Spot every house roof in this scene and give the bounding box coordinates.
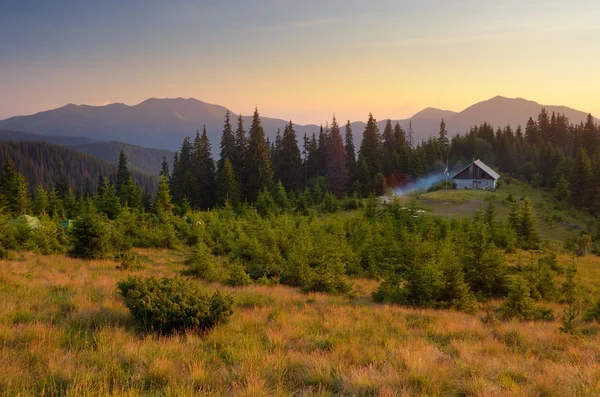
[451,159,500,180]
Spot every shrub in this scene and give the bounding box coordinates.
[69,204,112,259]
[320,192,339,213]
[184,242,227,282]
[499,277,554,321]
[117,276,234,334]
[225,262,253,287]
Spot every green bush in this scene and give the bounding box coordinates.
[225,262,253,287]
[499,277,554,321]
[117,276,234,334]
[69,204,112,259]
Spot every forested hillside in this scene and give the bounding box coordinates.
[0,141,157,195]
[0,130,174,175]
[71,141,174,175]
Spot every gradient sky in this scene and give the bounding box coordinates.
[1,0,599,124]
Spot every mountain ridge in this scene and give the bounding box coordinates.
[0,96,597,152]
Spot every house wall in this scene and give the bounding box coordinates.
[454,179,496,190]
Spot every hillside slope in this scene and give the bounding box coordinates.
[0,141,158,195]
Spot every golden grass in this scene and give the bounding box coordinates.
[1,251,600,395]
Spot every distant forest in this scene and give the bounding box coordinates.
[0,141,158,196]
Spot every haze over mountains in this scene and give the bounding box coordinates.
[0,96,596,153]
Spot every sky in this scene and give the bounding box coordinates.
[1,0,600,124]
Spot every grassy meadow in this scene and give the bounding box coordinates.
[1,249,600,396]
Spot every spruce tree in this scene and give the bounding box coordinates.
[358,113,382,178]
[560,262,581,334]
[232,114,247,193]
[33,184,49,215]
[160,156,170,178]
[218,110,236,173]
[518,198,539,249]
[326,116,349,197]
[344,121,356,184]
[216,157,240,207]
[53,163,69,199]
[279,121,303,193]
[116,149,131,196]
[193,126,217,209]
[438,119,449,158]
[554,174,571,205]
[154,175,174,217]
[245,109,274,202]
[47,187,64,219]
[13,174,32,215]
[572,148,593,208]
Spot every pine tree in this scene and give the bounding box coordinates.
[273,180,290,212]
[554,174,571,205]
[344,121,356,184]
[116,149,131,196]
[572,148,593,208]
[245,109,274,202]
[560,262,581,334]
[47,187,64,219]
[171,137,194,204]
[160,156,170,178]
[232,114,247,192]
[279,121,303,192]
[153,175,173,217]
[518,198,539,249]
[13,174,32,215]
[438,119,449,157]
[218,110,236,173]
[193,126,217,209]
[326,116,349,196]
[95,178,121,220]
[316,125,328,177]
[121,176,141,209]
[216,157,241,207]
[63,187,78,218]
[358,113,382,178]
[381,119,396,176]
[33,184,49,215]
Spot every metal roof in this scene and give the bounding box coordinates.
[451,159,500,180]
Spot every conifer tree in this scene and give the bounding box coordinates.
[160,156,170,178]
[305,133,319,182]
[358,113,382,178]
[33,184,49,215]
[572,148,593,208]
[381,119,396,176]
[216,157,240,207]
[344,121,356,183]
[13,174,32,215]
[279,121,303,192]
[0,160,17,213]
[171,137,194,204]
[121,176,141,209]
[232,114,247,191]
[554,174,571,205]
[153,175,173,217]
[116,149,131,196]
[218,110,236,173]
[560,262,581,334]
[518,198,538,249]
[316,125,328,177]
[95,178,121,220]
[326,116,349,196]
[438,119,449,157]
[193,126,217,209]
[63,187,78,218]
[47,187,64,219]
[245,109,274,201]
[273,180,290,212]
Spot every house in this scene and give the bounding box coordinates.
[451,159,500,190]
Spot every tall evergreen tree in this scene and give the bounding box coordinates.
[216,157,241,207]
[438,119,449,157]
[344,121,356,182]
[33,184,49,215]
[358,113,382,178]
[115,149,131,196]
[279,121,303,192]
[193,126,217,209]
[218,110,236,173]
[572,148,593,209]
[232,114,247,192]
[326,116,349,197]
[53,163,69,199]
[245,109,274,201]
[381,119,396,176]
[160,156,170,178]
[153,175,173,217]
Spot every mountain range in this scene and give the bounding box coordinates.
[0,96,597,155]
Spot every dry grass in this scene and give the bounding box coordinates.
[1,250,600,396]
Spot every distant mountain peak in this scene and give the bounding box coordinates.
[411,107,457,120]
